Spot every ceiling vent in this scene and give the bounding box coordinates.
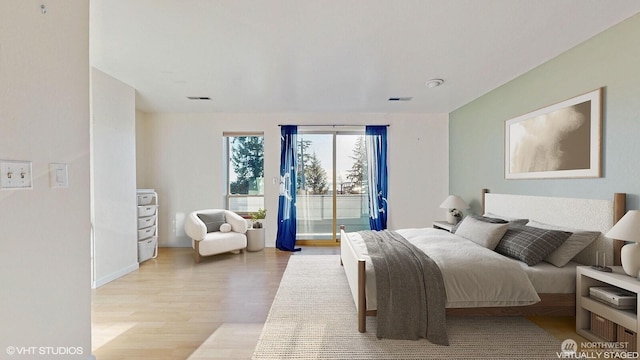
[388,97,412,101]
[187,96,211,100]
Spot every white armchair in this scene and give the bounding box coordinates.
[184,209,248,263]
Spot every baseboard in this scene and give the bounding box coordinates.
[92,262,139,288]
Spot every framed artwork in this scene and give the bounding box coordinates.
[505,88,602,180]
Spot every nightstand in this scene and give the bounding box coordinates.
[576,266,640,352]
[432,221,454,232]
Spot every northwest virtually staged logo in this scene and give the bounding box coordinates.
[558,339,639,359]
[561,339,578,356]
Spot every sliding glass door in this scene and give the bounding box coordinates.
[335,134,369,238]
[296,129,369,243]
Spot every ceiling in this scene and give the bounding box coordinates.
[90,1,640,114]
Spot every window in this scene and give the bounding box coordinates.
[224,133,264,213]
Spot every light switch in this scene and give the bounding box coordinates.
[0,160,33,189]
[49,163,68,188]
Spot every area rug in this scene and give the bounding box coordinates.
[252,255,563,360]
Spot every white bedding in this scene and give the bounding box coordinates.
[347,227,544,310]
[518,260,578,294]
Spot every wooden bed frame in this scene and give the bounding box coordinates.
[340,190,627,333]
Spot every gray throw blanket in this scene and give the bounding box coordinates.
[359,230,449,345]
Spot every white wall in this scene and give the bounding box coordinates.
[91,68,139,287]
[136,113,449,248]
[0,1,92,359]
[135,111,152,187]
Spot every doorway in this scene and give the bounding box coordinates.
[295,128,369,244]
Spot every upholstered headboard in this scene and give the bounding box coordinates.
[482,190,626,266]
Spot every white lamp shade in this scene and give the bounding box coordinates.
[605,210,640,242]
[439,195,469,210]
[606,210,640,276]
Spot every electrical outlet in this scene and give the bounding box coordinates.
[0,160,33,189]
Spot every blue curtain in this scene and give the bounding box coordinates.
[366,126,388,231]
[276,126,301,251]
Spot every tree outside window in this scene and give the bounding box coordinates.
[345,136,367,194]
[227,135,264,213]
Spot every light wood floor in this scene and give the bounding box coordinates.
[92,246,584,360]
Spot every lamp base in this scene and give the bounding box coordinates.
[446,213,458,225]
[621,243,640,276]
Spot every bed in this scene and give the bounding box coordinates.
[340,190,627,334]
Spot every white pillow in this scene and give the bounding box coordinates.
[454,216,509,250]
[527,220,600,267]
[219,223,232,233]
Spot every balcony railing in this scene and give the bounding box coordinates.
[229,194,371,240]
[296,194,369,240]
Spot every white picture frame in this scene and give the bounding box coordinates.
[505,88,602,180]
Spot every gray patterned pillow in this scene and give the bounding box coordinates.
[527,220,600,267]
[197,211,226,233]
[495,224,572,266]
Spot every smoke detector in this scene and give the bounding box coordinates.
[425,79,444,88]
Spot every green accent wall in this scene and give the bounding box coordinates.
[450,13,640,214]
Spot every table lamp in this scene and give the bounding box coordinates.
[439,195,469,224]
[605,210,640,276]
